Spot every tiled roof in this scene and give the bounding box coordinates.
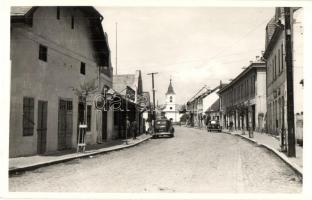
[11,6,33,16]
[113,74,136,95]
[205,99,220,113]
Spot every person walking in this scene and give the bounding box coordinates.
[132,120,137,139]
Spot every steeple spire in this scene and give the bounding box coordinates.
[166,77,175,95]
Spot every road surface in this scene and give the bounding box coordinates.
[9,126,302,193]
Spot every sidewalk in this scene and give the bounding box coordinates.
[223,129,303,177]
[9,134,152,174]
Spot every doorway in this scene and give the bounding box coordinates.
[102,111,107,140]
[58,99,73,150]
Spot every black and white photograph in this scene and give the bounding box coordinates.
[1,0,312,199]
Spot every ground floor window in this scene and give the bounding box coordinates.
[23,97,35,136]
[87,105,92,131]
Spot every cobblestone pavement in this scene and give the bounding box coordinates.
[9,126,302,193]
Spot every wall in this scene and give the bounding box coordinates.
[255,69,267,130]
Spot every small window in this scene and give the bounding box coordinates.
[87,105,92,131]
[39,44,47,62]
[80,62,85,75]
[170,107,172,110]
[23,97,34,136]
[57,7,60,20]
[71,16,74,29]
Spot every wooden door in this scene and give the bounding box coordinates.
[37,101,48,154]
[58,99,73,150]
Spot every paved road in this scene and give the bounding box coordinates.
[9,126,302,193]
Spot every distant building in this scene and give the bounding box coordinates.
[162,79,182,123]
[10,7,113,157]
[263,7,303,147]
[113,70,145,138]
[218,61,267,131]
[203,85,224,122]
[186,87,210,127]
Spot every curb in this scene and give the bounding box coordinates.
[222,131,303,178]
[9,135,152,175]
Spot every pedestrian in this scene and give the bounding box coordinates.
[230,121,234,131]
[132,120,137,139]
[126,117,131,138]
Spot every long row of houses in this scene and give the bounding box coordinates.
[186,7,303,152]
[9,6,151,158]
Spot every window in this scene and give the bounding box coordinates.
[170,107,172,110]
[170,96,172,102]
[281,43,284,71]
[39,44,47,62]
[87,105,92,131]
[57,7,60,20]
[71,16,74,29]
[23,97,34,136]
[278,49,281,74]
[80,62,85,75]
[272,58,274,80]
[274,55,277,79]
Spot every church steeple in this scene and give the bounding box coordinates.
[166,78,175,95]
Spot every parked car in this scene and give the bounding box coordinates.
[153,119,175,138]
[207,120,222,132]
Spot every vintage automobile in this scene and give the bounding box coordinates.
[207,120,222,132]
[153,119,175,138]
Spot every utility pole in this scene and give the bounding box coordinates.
[284,7,296,157]
[147,72,158,133]
[115,22,118,75]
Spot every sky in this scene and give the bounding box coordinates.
[98,7,275,105]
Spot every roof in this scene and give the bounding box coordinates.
[263,23,284,59]
[11,6,103,19]
[113,74,136,95]
[265,17,277,49]
[218,61,265,94]
[205,99,220,113]
[166,79,175,95]
[11,7,33,16]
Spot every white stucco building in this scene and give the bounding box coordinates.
[162,79,182,122]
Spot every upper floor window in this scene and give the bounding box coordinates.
[170,96,172,102]
[278,49,281,74]
[281,44,284,71]
[170,107,172,110]
[57,7,60,20]
[80,62,86,75]
[71,16,74,29]
[39,44,47,62]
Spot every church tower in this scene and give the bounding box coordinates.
[163,78,180,122]
[165,78,176,111]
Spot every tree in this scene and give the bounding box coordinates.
[72,78,98,125]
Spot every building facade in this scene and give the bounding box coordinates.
[263,7,303,147]
[10,7,113,157]
[218,61,267,131]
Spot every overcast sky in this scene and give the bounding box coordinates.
[98,7,275,105]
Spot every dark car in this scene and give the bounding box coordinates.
[207,120,222,132]
[153,119,175,138]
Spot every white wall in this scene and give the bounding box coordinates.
[293,8,304,114]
